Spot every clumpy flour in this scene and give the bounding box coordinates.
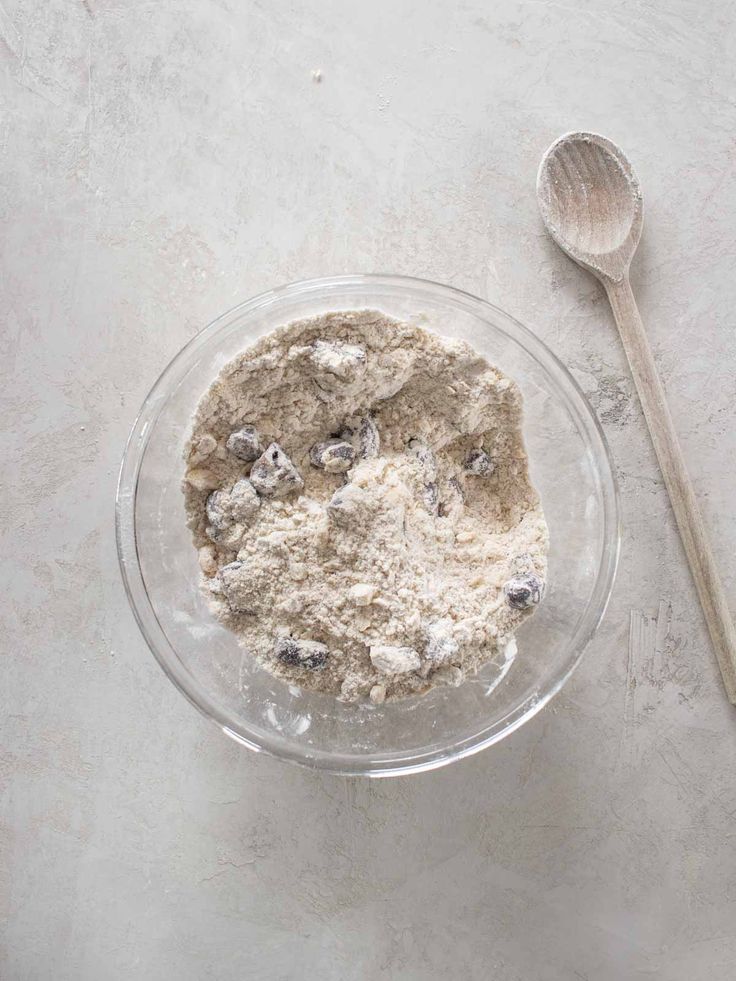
[183,310,548,703]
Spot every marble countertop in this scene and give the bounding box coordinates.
[3,1,735,978]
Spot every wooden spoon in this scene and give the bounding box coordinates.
[537,130,736,704]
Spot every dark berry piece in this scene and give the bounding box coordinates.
[220,560,243,574]
[464,448,494,477]
[226,425,262,462]
[424,620,459,666]
[205,489,232,531]
[356,415,380,458]
[206,521,245,548]
[309,438,356,473]
[503,572,545,610]
[274,637,329,670]
[250,443,304,497]
[339,415,380,460]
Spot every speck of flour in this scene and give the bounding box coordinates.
[183,310,548,702]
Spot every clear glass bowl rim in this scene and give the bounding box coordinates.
[115,273,621,777]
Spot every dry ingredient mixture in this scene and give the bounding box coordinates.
[183,310,548,703]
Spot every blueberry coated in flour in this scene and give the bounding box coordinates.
[424,620,459,666]
[274,637,329,670]
[503,572,545,610]
[326,489,349,524]
[217,560,244,591]
[226,425,262,462]
[356,415,380,458]
[339,415,380,460]
[228,478,260,522]
[325,483,367,527]
[309,438,356,473]
[218,561,257,613]
[205,490,232,531]
[250,443,304,497]
[464,448,494,477]
[206,522,245,548]
[423,481,439,514]
[220,560,243,575]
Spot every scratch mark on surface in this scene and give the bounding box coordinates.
[198,869,229,884]
[86,41,94,136]
[0,4,63,108]
[623,612,640,727]
[0,1,23,62]
[519,824,596,831]
[622,600,674,764]
[519,723,546,788]
[656,747,690,797]
[656,737,735,823]
[198,858,256,884]
[82,0,95,17]
[218,858,256,870]
[629,600,672,690]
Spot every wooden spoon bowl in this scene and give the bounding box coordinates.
[537,132,643,283]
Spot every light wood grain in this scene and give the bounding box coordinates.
[538,131,736,704]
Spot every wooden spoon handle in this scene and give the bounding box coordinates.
[606,276,736,703]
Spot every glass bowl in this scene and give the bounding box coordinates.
[116,274,619,776]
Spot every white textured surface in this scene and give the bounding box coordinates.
[3,1,736,978]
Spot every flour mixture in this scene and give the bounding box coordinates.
[183,310,548,702]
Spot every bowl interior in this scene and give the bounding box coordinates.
[117,276,618,775]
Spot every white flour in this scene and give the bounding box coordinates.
[183,310,548,702]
